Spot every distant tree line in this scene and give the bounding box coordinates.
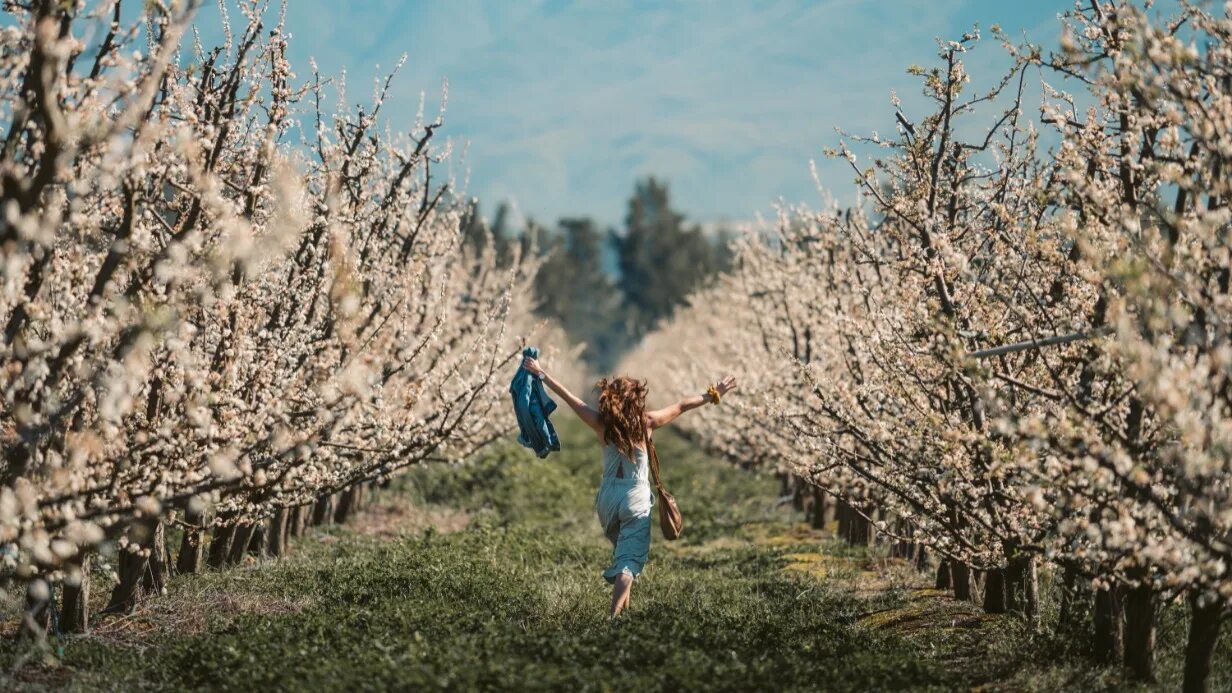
[463,177,734,371]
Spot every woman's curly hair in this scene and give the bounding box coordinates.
[595,376,649,456]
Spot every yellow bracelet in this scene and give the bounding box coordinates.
[706,385,721,405]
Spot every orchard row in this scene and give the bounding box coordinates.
[627,3,1232,690]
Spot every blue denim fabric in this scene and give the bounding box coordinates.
[596,445,653,583]
[509,346,560,458]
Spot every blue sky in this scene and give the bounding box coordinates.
[186,2,1119,228]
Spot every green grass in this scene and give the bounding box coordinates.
[1,422,1226,691]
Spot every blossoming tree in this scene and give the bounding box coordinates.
[0,0,558,638]
[627,3,1231,689]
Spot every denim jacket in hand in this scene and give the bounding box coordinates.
[509,346,560,458]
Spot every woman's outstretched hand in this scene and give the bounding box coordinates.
[522,355,545,377]
[715,375,738,397]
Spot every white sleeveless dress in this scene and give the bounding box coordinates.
[595,444,655,583]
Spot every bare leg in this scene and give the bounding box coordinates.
[610,572,633,618]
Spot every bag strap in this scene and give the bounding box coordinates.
[646,429,665,494]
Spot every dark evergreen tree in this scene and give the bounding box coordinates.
[465,179,733,371]
[460,200,515,266]
[612,177,725,337]
[533,218,624,370]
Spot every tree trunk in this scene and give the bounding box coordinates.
[1182,594,1224,693]
[288,504,305,537]
[334,486,358,524]
[176,508,205,575]
[810,486,826,530]
[311,494,333,526]
[104,520,158,613]
[836,501,851,540]
[952,562,973,602]
[1094,585,1124,664]
[1009,554,1039,623]
[207,524,235,569]
[915,544,929,573]
[1005,563,1020,613]
[105,546,149,614]
[936,558,952,590]
[791,476,806,512]
[845,506,872,547]
[888,517,907,558]
[896,527,916,562]
[227,523,255,566]
[873,507,888,546]
[247,522,266,556]
[854,513,871,546]
[267,508,289,558]
[1058,565,1084,632]
[20,579,51,643]
[902,542,919,561]
[983,568,1007,614]
[1123,582,1157,682]
[61,554,91,633]
[141,521,168,595]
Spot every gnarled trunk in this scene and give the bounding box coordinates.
[247,522,266,556]
[227,523,255,566]
[288,504,306,537]
[1007,554,1039,622]
[105,545,149,614]
[141,521,168,595]
[952,562,974,602]
[1123,582,1157,682]
[104,519,158,613]
[334,486,359,524]
[889,517,913,559]
[311,494,333,526]
[207,524,236,569]
[810,486,827,530]
[842,503,873,546]
[61,554,91,633]
[176,508,205,574]
[935,558,952,590]
[1057,565,1085,632]
[298,502,312,533]
[1183,594,1225,693]
[983,568,1007,614]
[267,508,290,558]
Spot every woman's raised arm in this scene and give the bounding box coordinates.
[522,356,603,435]
[646,375,737,429]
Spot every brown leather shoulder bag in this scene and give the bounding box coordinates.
[646,432,683,540]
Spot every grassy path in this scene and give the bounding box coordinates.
[0,423,1178,691]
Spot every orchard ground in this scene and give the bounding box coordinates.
[1,422,1227,691]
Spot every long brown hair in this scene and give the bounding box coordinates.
[595,376,648,456]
